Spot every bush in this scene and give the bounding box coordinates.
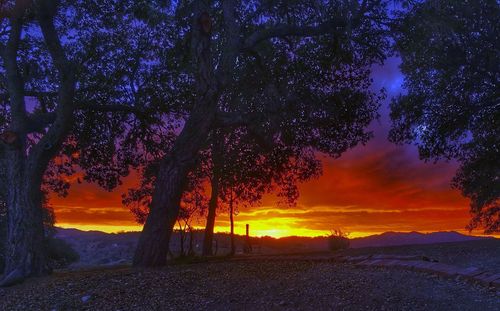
[47,238,80,268]
[328,229,350,252]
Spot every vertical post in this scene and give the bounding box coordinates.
[244,224,252,254]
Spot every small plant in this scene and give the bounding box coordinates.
[328,229,350,252]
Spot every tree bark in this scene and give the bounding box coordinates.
[133,4,220,267]
[132,100,217,266]
[202,176,219,256]
[1,1,75,285]
[202,132,223,256]
[1,152,50,286]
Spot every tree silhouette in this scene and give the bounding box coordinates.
[204,129,322,256]
[0,0,77,285]
[390,0,499,233]
[0,0,169,284]
[123,158,209,257]
[133,0,389,267]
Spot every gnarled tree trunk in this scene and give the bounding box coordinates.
[132,104,216,266]
[1,1,76,285]
[134,1,240,267]
[1,151,50,286]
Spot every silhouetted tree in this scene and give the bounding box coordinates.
[390,0,500,233]
[217,129,321,256]
[133,0,389,267]
[0,0,78,285]
[0,0,169,284]
[124,159,209,257]
[177,181,207,257]
[202,127,321,256]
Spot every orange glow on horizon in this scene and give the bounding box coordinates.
[48,60,496,240]
[50,144,486,239]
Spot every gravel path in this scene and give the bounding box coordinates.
[0,260,498,311]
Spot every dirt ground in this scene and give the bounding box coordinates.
[338,239,500,271]
[0,260,498,311]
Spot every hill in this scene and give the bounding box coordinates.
[349,231,489,248]
[54,227,494,268]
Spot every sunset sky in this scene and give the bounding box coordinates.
[51,57,479,238]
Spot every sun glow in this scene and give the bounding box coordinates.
[57,219,380,238]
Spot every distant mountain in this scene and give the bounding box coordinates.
[349,231,491,248]
[53,228,494,268]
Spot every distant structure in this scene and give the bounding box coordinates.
[243,224,252,254]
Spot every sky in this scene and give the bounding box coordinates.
[51,57,480,238]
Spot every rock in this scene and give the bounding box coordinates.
[81,295,92,303]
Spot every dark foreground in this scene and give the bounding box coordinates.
[0,260,498,311]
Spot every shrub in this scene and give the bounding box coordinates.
[328,229,350,252]
[47,238,80,268]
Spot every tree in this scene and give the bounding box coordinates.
[134,0,389,267]
[389,0,500,233]
[0,0,170,284]
[0,0,77,285]
[124,160,209,257]
[204,128,322,256]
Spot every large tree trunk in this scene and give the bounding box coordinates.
[1,152,50,286]
[133,7,218,267]
[133,103,217,266]
[1,2,75,286]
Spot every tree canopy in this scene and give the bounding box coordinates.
[390,0,500,233]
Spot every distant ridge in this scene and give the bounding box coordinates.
[52,228,495,267]
[55,227,493,249]
[349,231,491,248]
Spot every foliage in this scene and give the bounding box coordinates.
[328,229,350,252]
[47,238,80,268]
[389,0,500,233]
[123,0,390,223]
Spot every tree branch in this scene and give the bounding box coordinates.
[25,0,76,183]
[214,111,274,150]
[3,14,27,131]
[242,20,344,50]
[216,0,240,86]
[80,103,146,116]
